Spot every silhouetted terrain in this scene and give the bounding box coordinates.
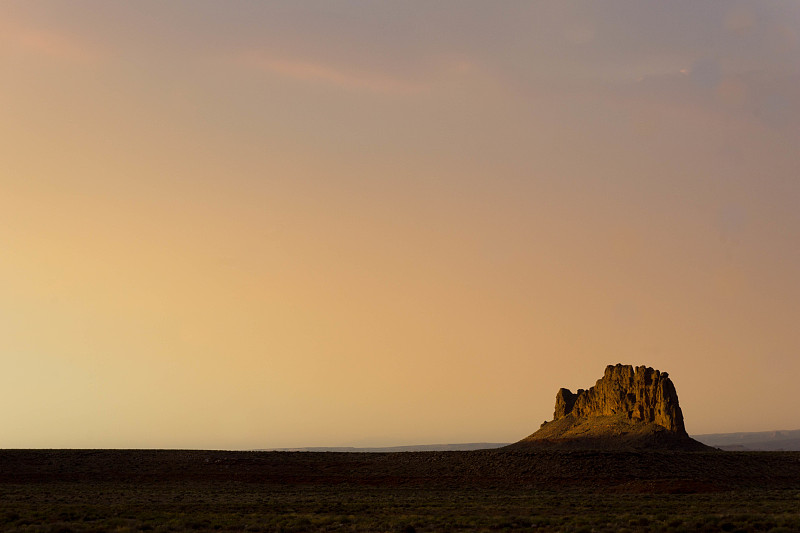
[2,449,799,490]
[2,449,800,532]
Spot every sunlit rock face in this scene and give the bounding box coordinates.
[554,364,686,434]
[511,364,707,450]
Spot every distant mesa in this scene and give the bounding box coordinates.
[509,364,710,450]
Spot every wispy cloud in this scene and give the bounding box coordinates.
[1,18,104,65]
[235,51,472,95]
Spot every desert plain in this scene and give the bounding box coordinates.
[2,448,800,532]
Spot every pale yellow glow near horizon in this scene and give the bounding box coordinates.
[1,1,799,449]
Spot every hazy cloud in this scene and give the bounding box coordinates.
[236,51,428,94]
[0,17,104,64]
[233,48,480,96]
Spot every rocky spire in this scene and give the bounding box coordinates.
[554,364,686,433]
[509,363,706,450]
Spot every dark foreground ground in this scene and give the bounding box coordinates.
[1,450,799,532]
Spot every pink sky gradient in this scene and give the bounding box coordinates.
[1,1,799,449]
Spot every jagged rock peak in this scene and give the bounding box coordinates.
[554,364,686,434]
[508,363,708,450]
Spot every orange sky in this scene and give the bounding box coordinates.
[2,1,799,448]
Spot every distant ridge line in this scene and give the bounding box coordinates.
[258,443,509,453]
[258,429,800,452]
[692,429,800,451]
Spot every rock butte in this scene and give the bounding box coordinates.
[509,364,710,450]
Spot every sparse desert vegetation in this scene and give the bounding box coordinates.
[1,450,799,532]
[1,482,800,532]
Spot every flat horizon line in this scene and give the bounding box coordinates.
[4,428,800,452]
